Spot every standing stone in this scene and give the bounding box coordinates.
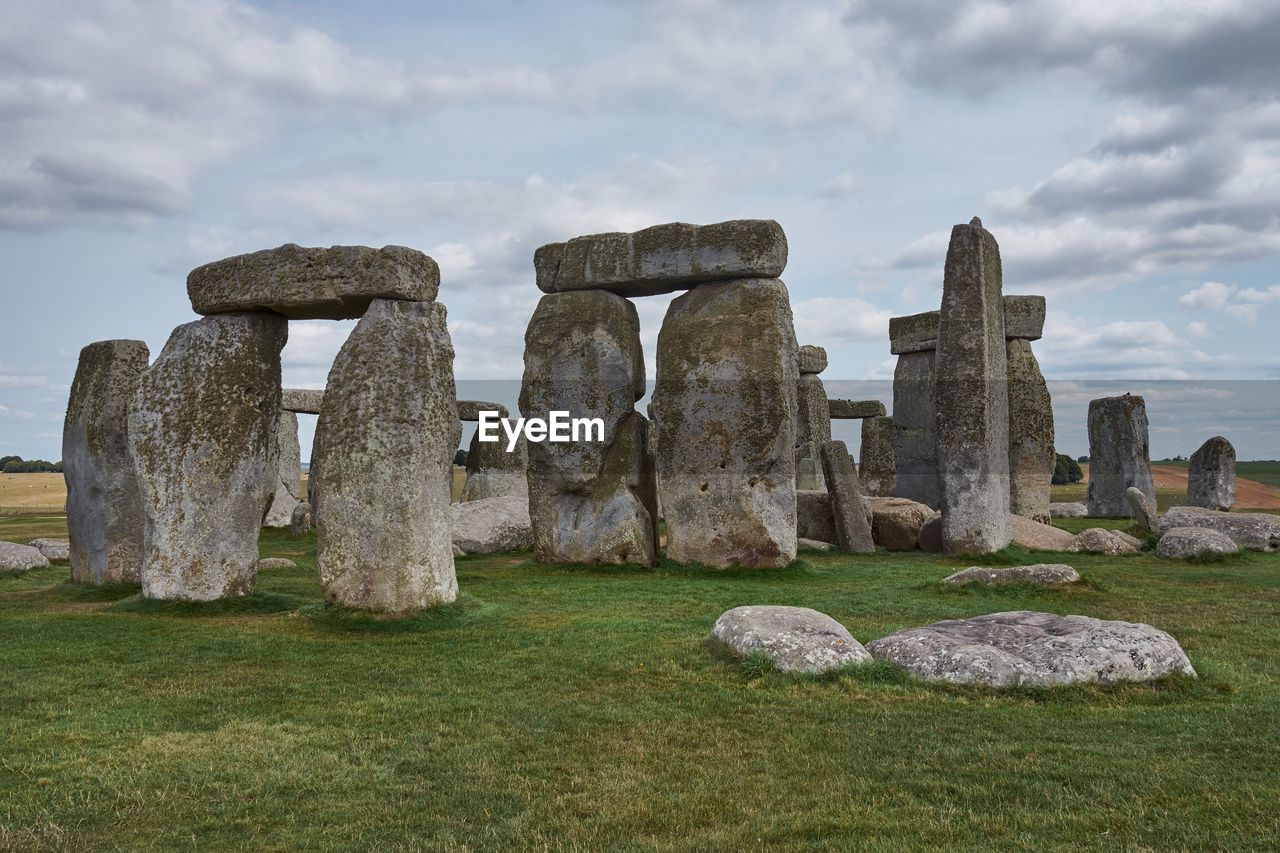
[1086,394,1156,517]
[892,350,939,508]
[819,441,875,553]
[795,373,831,491]
[264,410,303,526]
[859,415,896,497]
[1006,338,1054,523]
[1126,486,1158,532]
[461,425,528,502]
[315,299,457,610]
[933,217,1010,554]
[63,340,149,585]
[129,314,286,600]
[520,291,656,565]
[654,278,798,568]
[289,502,312,536]
[1186,436,1235,511]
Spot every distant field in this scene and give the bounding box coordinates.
[1066,463,1280,511]
[1155,459,1280,490]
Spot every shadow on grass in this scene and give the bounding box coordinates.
[297,592,493,634]
[53,580,141,602]
[923,576,1105,598]
[107,591,307,617]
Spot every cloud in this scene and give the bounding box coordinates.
[792,296,893,345]
[1179,281,1280,325]
[1180,281,1237,310]
[1185,321,1209,338]
[1034,313,1228,379]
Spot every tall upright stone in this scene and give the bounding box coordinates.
[461,426,528,502]
[520,290,657,565]
[63,340,149,585]
[794,345,831,491]
[890,314,940,508]
[264,410,303,526]
[1086,394,1156,517]
[1187,435,1235,511]
[315,299,458,610]
[129,314,287,600]
[653,278,799,568]
[934,217,1010,554]
[859,415,896,497]
[1006,336,1054,523]
[819,440,875,553]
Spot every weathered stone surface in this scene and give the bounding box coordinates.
[1186,436,1235,511]
[1156,527,1238,559]
[1156,506,1280,552]
[129,314,286,600]
[859,416,896,497]
[797,344,827,375]
[1006,338,1053,523]
[1003,295,1046,340]
[867,611,1195,688]
[1071,528,1139,555]
[944,564,1080,586]
[922,513,1075,552]
[63,339,149,585]
[1050,502,1088,518]
[314,299,457,610]
[828,399,887,419]
[521,290,656,565]
[934,217,1010,554]
[795,373,831,491]
[461,425,528,502]
[536,220,787,297]
[188,244,439,320]
[795,448,825,493]
[892,351,939,508]
[865,496,932,551]
[280,388,324,414]
[797,490,837,544]
[819,441,875,553]
[289,502,312,535]
[0,542,48,573]
[711,605,871,674]
[889,296,1044,355]
[29,538,70,562]
[451,494,533,554]
[797,537,833,552]
[257,557,296,570]
[264,410,303,526]
[457,400,510,422]
[1126,486,1158,533]
[654,279,798,568]
[1086,394,1156,517]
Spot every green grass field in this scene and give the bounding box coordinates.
[1155,459,1280,490]
[2,517,1279,849]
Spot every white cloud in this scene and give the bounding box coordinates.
[1179,281,1280,325]
[1180,281,1237,310]
[1185,321,1210,338]
[791,296,893,345]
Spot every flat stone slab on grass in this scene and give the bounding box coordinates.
[1049,502,1088,518]
[944,564,1081,586]
[188,243,440,320]
[1156,527,1238,559]
[1156,506,1280,552]
[28,538,70,562]
[451,495,533,555]
[797,538,833,552]
[1071,528,1141,555]
[711,605,871,674]
[0,541,49,573]
[867,610,1195,688]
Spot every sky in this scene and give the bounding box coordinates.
[2,0,1278,461]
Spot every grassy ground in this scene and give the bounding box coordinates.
[2,520,1278,849]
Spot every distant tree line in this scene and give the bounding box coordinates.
[1052,453,1083,485]
[1,455,63,473]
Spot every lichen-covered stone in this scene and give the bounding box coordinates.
[264,410,303,526]
[654,278,798,568]
[828,399,887,419]
[188,244,439,320]
[1086,394,1156,517]
[1126,486,1158,533]
[461,425,527,502]
[28,538,70,562]
[892,350,939,508]
[520,290,656,565]
[280,388,324,414]
[867,611,1195,688]
[0,541,48,573]
[1050,501,1088,518]
[944,564,1080,586]
[865,496,932,551]
[797,344,827,375]
[934,217,1010,554]
[1186,436,1235,511]
[314,299,457,610]
[890,296,1044,355]
[1003,295,1046,340]
[289,502,312,535]
[1007,338,1053,523]
[1155,527,1238,559]
[1156,506,1280,552]
[456,400,509,422]
[451,494,533,554]
[711,605,871,673]
[1071,527,1139,555]
[819,440,875,553]
[63,339,149,585]
[794,373,831,491]
[859,415,896,497]
[129,314,287,600]
[796,489,837,544]
[536,220,787,297]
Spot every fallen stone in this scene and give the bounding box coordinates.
[1126,486,1158,533]
[797,490,837,544]
[797,538,833,552]
[828,399,887,419]
[865,496,933,551]
[289,502,312,535]
[934,217,1011,554]
[859,416,896,498]
[63,339,149,585]
[536,220,787,297]
[920,514,1077,553]
[1050,502,1088,518]
[257,557,297,570]
[1086,394,1156,517]
[457,400,510,422]
[188,244,439,320]
[820,441,876,553]
[866,611,1195,688]
[264,410,303,527]
[1156,506,1280,552]
[711,605,872,674]
[280,388,324,414]
[1186,436,1236,511]
[130,313,286,600]
[0,542,48,573]
[315,299,458,611]
[654,278,798,568]
[451,494,533,554]
[1006,338,1053,523]
[1071,528,1140,555]
[28,539,70,562]
[797,344,828,375]
[891,350,939,508]
[943,564,1081,586]
[1156,526,1238,559]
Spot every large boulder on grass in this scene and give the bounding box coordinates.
[1071,527,1141,555]
[920,513,1076,553]
[1156,506,1280,552]
[1155,527,1238,559]
[28,538,70,562]
[711,605,871,674]
[0,541,49,573]
[451,495,533,554]
[865,496,933,551]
